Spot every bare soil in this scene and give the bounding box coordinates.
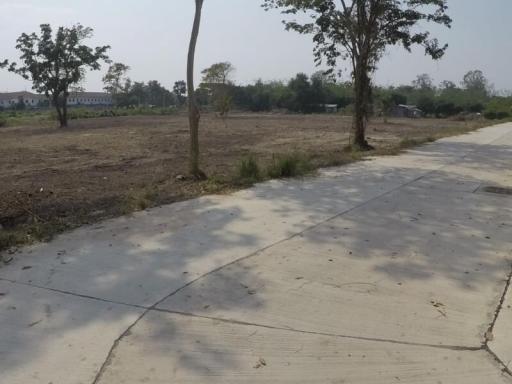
[0,112,487,251]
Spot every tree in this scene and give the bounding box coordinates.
[4,24,110,127]
[462,70,489,98]
[263,0,452,150]
[201,62,235,116]
[413,74,434,91]
[173,80,187,106]
[187,0,206,179]
[439,80,456,91]
[287,73,318,113]
[103,63,130,105]
[201,62,235,85]
[146,80,175,107]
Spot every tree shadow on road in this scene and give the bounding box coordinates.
[0,134,511,382]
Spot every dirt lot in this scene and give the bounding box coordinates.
[0,112,488,251]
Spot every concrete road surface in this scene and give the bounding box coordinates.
[1,123,512,384]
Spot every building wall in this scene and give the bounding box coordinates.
[0,92,113,109]
[68,95,112,106]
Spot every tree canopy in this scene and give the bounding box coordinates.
[263,0,452,149]
[5,24,110,127]
[103,63,130,97]
[201,62,236,116]
[173,80,187,105]
[201,62,235,85]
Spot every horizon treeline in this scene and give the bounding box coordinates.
[114,68,512,120]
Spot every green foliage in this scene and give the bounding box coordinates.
[120,187,158,214]
[200,62,236,115]
[103,63,130,103]
[462,70,489,98]
[264,0,451,147]
[373,70,493,118]
[5,24,110,127]
[201,62,235,84]
[399,137,436,148]
[0,220,69,253]
[236,156,261,183]
[0,107,176,126]
[66,107,177,120]
[484,97,512,120]
[173,80,187,106]
[114,80,176,108]
[230,75,353,112]
[266,153,313,178]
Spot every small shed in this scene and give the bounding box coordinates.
[324,104,338,113]
[391,104,423,118]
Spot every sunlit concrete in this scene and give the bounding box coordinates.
[96,312,511,384]
[1,122,511,383]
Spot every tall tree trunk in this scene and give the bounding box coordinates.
[53,94,66,128]
[352,58,373,150]
[62,93,68,128]
[187,0,206,179]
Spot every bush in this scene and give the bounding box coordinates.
[484,111,510,120]
[399,137,436,148]
[120,188,158,214]
[266,153,313,178]
[236,156,261,183]
[0,117,7,128]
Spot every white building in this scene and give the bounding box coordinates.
[67,92,112,106]
[0,91,47,109]
[0,91,113,109]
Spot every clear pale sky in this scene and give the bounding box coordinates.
[1,0,511,92]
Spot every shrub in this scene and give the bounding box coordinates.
[266,153,313,178]
[484,111,510,120]
[236,156,261,183]
[120,188,158,214]
[399,137,436,148]
[0,117,7,128]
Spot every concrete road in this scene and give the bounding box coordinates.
[1,123,511,383]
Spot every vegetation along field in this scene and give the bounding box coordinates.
[0,111,492,252]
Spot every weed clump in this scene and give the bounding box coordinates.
[266,153,313,178]
[236,156,261,184]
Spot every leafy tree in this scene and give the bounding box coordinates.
[287,73,312,112]
[462,70,489,98]
[187,0,206,179]
[248,80,273,111]
[484,97,512,120]
[416,94,436,115]
[4,24,110,127]
[201,62,235,85]
[173,80,187,106]
[146,80,175,107]
[103,63,130,105]
[128,81,146,106]
[413,74,435,91]
[201,62,236,116]
[263,0,452,150]
[439,80,456,91]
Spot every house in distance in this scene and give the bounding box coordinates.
[0,91,112,109]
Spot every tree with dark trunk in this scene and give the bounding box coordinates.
[263,0,452,150]
[3,24,110,128]
[103,63,130,106]
[187,0,206,179]
[173,80,187,106]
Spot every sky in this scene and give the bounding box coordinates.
[0,0,511,92]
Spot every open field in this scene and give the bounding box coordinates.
[0,112,492,252]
